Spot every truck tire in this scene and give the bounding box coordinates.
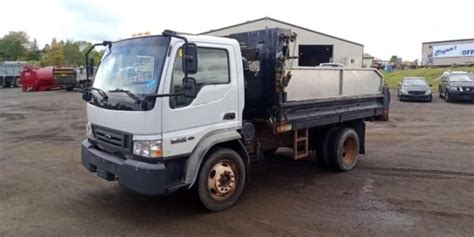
[14,77,21,88]
[198,148,246,211]
[4,81,12,88]
[314,127,340,167]
[327,128,360,172]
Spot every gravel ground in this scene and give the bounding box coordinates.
[0,88,473,236]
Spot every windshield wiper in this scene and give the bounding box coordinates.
[108,88,142,104]
[91,87,108,101]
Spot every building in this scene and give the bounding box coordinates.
[362,53,375,68]
[202,17,363,68]
[422,39,474,66]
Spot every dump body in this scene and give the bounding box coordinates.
[0,62,25,88]
[227,28,389,131]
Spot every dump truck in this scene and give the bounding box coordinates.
[0,61,25,88]
[80,28,390,211]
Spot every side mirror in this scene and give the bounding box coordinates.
[82,90,92,101]
[182,43,198,74]
[182,77,197,98]
[429,84,433,87]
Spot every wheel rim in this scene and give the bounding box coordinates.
[207,159,238,201]
[342,136,357,166]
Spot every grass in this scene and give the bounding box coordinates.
[383,67,474,91]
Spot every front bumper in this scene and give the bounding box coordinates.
[448,91,474,101]
[82,140,172,195]
[400,94,431,101]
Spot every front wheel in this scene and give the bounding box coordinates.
[445,90,453,102]
[198,148,246,211]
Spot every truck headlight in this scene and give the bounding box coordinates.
[449,86,458,91]
[133,140,162,158]
[425,90,432,95]
[86,122,94,139]
[400,89,408,95]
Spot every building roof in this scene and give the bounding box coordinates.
[363,53,374,59]
[422,38,474,44]
[201,17,363,47]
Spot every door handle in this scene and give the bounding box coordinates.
[223,113,236,120]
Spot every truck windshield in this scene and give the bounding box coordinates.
[93,36,170,98]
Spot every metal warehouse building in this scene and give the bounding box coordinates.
[422,39,474,66]
[202,17,364,68]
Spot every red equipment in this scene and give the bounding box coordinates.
[20,66,62,91]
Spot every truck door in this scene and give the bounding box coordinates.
[161,43,240,157]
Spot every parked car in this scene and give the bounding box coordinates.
[439,71,474,102]
[317,63,345,68]
[397,77,432,102]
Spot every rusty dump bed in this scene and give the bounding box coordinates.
[227,28,390,131]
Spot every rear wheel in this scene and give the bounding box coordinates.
[198,148,246,211]
[314,127,340,167]
[327,128,360,171]
[4,81,12,88]
[14,77,21,88]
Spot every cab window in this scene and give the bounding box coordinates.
[170,47,230,108]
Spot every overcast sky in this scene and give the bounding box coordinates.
[1,0,472,61]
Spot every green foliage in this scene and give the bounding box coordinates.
[0,31,101,67]
[0,31,30,61]
[383,67,474,91]
[389,55,402,63]
[28,39,41,61]
[41,38,66,66]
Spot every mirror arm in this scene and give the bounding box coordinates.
[85,41,112,81]
[162,30,190,78]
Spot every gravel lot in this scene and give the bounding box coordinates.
[1,88,473,236]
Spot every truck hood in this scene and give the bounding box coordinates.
[403,85,429,91]
[87,103,161,135]
[449,81,474,87]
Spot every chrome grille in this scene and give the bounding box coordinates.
[408,91,425,95]
[92,125,131,150]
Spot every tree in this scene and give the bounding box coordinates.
[64,40,83,67]
[41,38,65,66]
[389,55,402,63]
[28,38,41,61]
[0,31,30,61]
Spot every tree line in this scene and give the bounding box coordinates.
[0,31,102,67]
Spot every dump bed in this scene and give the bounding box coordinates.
[286,67,384,101]
[227,28,389,130]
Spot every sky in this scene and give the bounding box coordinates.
[1,0,472,61]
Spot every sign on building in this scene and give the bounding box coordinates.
[433,43,474,58]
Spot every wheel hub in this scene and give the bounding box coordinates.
[342,136,357,165]
[208,161,236,200]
